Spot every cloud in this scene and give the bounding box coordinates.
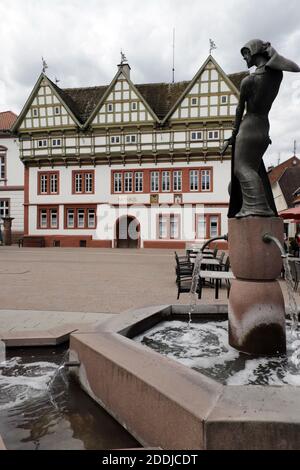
[0,0,300,164]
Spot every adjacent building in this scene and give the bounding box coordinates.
[12,56,246,248]
[0,111,24,242]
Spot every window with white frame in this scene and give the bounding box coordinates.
[170,214,180,239]
[110,135,120,144]
[158,215,168,239]
[125,135,137,143]
[196,215,206,239]
[40,209,48,228]
[0,199,9,218]
[207,130,219,140]
[77,209,85,228]
[114,173,122,193]
[189,170,199,191]
[32,108,39,117]
[191,97,198,105]
[50,208,58,228]
[135,172,143,192]
[151,171,159,192]
[38,139,47,147]
[124,172,133,192]
[209,216,219,237]
[191,131,202,141]
[201,170,211,191]
[85,173,93,193]
[67,209,75,228]
[107,103,113,112]
[131,102,137,110]
[52,138,61,147]
[173,171,182,192]
[54,106,61,115]
[40,174,48,193]
[87,209,96,228]
[162,171,170,192]
[221,95,228,104]
[75,173,82,193]
[50,174,58,193]
[0,152,6,180]
[73,172,94,194]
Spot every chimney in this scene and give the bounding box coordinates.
[118,62,131,79]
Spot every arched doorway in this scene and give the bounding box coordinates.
[115,215,140,248]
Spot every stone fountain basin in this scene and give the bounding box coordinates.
[69,305,300,450]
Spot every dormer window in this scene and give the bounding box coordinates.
[191,131,202,141]
[107,103,114,112]
[110,136,120,144]
[191,98,198,105]
[38,139,47,147]
[131,102,137,111]
[32,108,39,117]
[221,95,228,104]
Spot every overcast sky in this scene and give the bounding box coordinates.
[1,0,300,166]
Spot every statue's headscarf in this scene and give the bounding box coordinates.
[241,39,300,72]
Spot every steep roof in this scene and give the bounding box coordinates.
[268,156,300,184]
[56,70,247,124]
[278,166,300,207]
[0,111,18,131]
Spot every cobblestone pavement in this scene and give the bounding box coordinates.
[0,246,299,332]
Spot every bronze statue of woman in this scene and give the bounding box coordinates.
[227,39,300,218]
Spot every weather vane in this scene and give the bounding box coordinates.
[209,39,217,55]
[120,50,128,64]
[42,57,48,73]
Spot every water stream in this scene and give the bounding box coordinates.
[188,252,203,325]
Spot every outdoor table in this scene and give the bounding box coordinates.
[199,270,235,299]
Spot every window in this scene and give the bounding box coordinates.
[0,149,6,180]
[110,136,120,144]
[0,199,9,218]
[162,171,170,192]
[38,172,59,195]
[38,139,47,147]
[72,171,94,194]
[38,207,59,229]
[196,215,206,239]
[52,138,61,147]
[65,206,96,229]
[125,135,137,143]
[191,98,198,105]
[114,173,122,193]
[158,214,180,239]
[221,95,228,104]
[151,171,159,192]
[124,172,133,192]
[208,130,219,140]
[209,216,219,237]
[201,170,211,191]
[32,108,38,117]
[191,131,202,141]
[189,170,199,191]
[173,171,182,192]
[131,102,137,110]
[135,172,143,192]
[54,106,60,115]
[107,103,113,112]
[196,214,220,239]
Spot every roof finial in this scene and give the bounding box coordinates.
[172,28,175,83]
[120,50,128,64]
[294,139,297,157]
[209,39,217,55]
[55,77,60,85]
[42,57,48,74]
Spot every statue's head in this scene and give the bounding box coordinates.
[241,39,271,68]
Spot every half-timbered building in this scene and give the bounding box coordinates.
[13,56,246,248]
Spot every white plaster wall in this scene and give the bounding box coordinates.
[1,136,24,185]
[3,191,24,231]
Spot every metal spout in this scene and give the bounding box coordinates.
[262,233,287,258]
[63,361,81,368]
[201,234,228,253]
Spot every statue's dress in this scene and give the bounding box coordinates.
[228,67,282,218]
